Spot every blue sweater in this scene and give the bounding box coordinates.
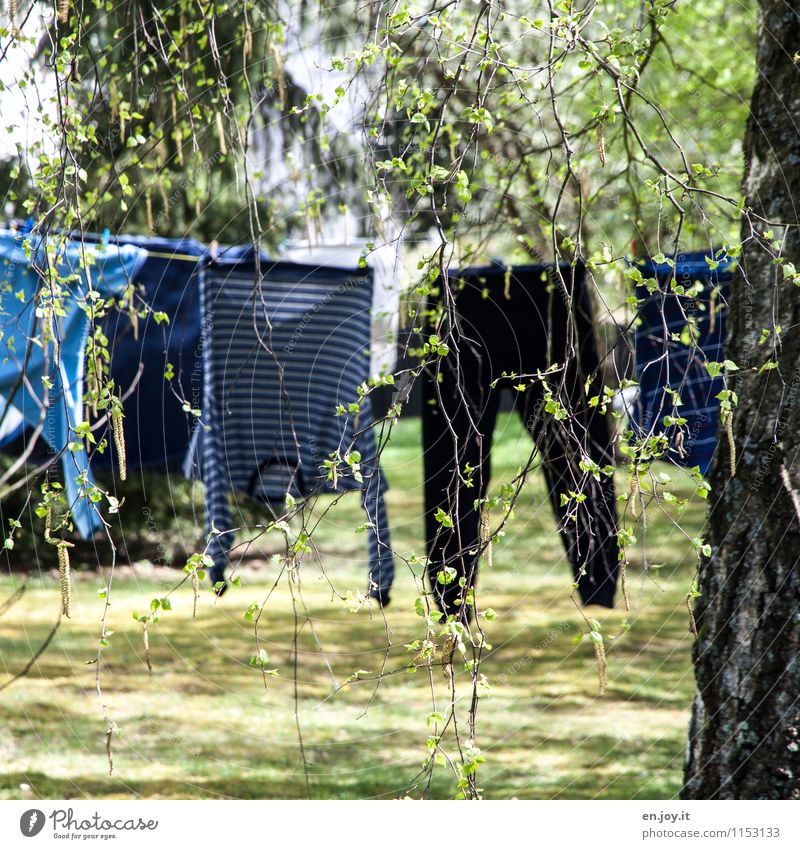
[633,252,732,475]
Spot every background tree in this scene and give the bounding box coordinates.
[683,0,800,800]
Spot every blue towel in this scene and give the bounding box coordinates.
[633,252,733,475]
[186,248,394,602]
[0,229,146,537]
[92,236,205,472]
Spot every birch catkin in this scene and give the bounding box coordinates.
[58,543,72,618]
[105,726,114,776]
[271,44,285,109]
[57,0,69,24]
[629,470,640,518]
[174,124,184,165]
[191,568,199,619]
[145,191,154,233]
[593,636,608,695]
[596,122,606,167]
[158,176,169,218]
[480,509,493,567]
[143,622,152,674]
[112,411,127,481]
[441,634,456,682]
[9,0,20,37]
[92,353,103,415]
[709,290,717,335]
[726,416,736,478]
[686,593,698,638]
[109,78,119,120]
[620,554,630,612]
[215,110,228,156]
[46,309,60,365]
[171,94,184,165]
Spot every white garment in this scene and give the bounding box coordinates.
[284,238,402,378]
[0,402,24,445]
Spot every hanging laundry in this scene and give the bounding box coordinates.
[0,229,146,538]
[632,252,732,475]
[2,234,206,473]
[92,236,205,473]
[186,248,394,603]
[283,237,402,379]
[422,261,619,618]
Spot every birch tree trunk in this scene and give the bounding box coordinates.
[682,0,800,800]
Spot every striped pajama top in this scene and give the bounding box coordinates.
[186,248,394,603]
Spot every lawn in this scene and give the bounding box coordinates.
[0,413,704,799]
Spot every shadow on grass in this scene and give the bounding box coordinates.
[1,415,704,799]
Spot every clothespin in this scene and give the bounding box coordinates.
[209,240,219,261]
[101,228,111,249]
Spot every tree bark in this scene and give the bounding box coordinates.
[682,0,800,799]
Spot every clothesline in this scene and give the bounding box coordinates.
[141,251,204,263]
[5,221,381,267]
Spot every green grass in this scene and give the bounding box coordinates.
[0,413,704,799]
